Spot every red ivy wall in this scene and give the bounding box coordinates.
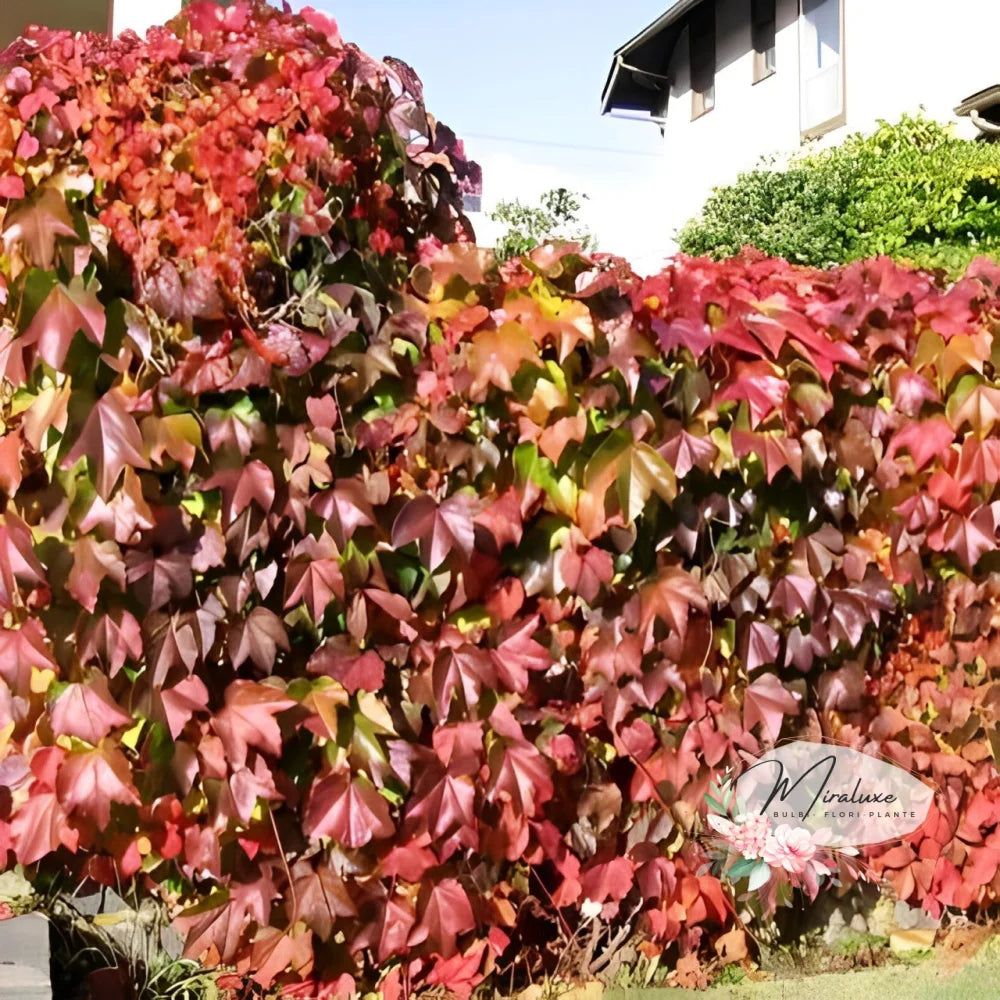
[1,2,1000,996]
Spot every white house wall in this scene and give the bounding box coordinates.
[661,0,803,242]
[0,0,108,47]
[0,0,228,47]
[111,0,185,37]
[659,0,1000,245]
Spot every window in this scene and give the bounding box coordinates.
[690,2,716,119]
[799,0,844,136]
[752,0,776,82]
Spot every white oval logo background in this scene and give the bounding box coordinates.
[735,742,934,847]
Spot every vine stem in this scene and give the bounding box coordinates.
[268,807,299,920]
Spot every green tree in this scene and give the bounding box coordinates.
[490,186,596,260]
[679,114,1000,274]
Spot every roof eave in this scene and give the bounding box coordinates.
[600,0,707,117]
[955,84,1000,117]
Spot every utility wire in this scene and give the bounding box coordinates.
[460,132,661,158]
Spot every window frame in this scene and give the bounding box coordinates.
[689,1,716,120]
[798,0,846,139]
[751,0,777,83]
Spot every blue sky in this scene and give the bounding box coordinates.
[295,1,675,266]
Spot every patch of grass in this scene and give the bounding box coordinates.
[713,964,747,986]
[896,948,934,965]
[44,894,221,1000]
[830,932,889,957]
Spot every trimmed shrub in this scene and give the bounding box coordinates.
[4,4,1000,996]
[678,115,1000,275]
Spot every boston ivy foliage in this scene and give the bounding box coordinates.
[679,115,1000,275]
[4,4,1000,997]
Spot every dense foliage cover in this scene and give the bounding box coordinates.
[679,115,1000,275]
[5,4,1000,997]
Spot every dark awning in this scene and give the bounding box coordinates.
[600,0,708,119]
[955,84,1000,132]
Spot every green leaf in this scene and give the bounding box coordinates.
[705,794,727,815]
[727,857,757,880]
[748,861,772,891]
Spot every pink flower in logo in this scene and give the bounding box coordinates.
[762,824,817,874]
[707,811,771,859]
[730,813,771,859]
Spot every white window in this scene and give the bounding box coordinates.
[799,0,844,136]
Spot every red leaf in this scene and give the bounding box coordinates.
[11,788,78,864]
[885,418,955,472]
[211,681,295,768]
[307,636,384,694]
[745,621,780,674]
[228,606,289,673]
[431,644,495,719]
[579,854,635,904]
[160,675,210,739]
[80,610,143,678]
[201,460,275,524]
[0,513,45,610]
[21,276,105,370]
[0,176,24,200]
[929,504,999,571]
[716,362,789,427]
[56,744,140,828]
[61,389,149,499]
[0,431,23,496]
[425,941,488,1000]
[376,897,416,964]
[50,673,131,745]
[659,429,717,479]
[239,926,314,990]
[125,549,193,611]
[67,536,125,613]
[178,875,278,964]
[1,186,77,267]
[289,862,356,942]
[392,493,478,568]
[303,774,394,847]
[490,616,551,693]
[285,533,344,621]
[486,733,553,819]
[0,619,55,695]
[732,429,803,483]
[639,566,707,642]
[559,533,613,606]
[406,772,477,848]
[768,574,818,618]
[411,878,475,957]
[475,489,524,551]
[381,833,440,882]
[743,673,801,740]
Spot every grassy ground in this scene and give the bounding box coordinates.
[701,955,1000,1000]
[606,931,1000,1000]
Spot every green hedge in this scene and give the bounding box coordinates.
[678,114,1000,274]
